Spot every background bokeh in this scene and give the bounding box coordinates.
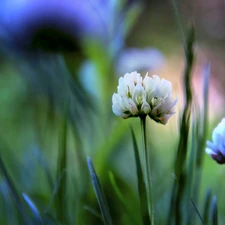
[0,0,224,225]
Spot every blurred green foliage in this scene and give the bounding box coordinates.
[0,1,224,225]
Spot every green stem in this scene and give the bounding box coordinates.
[140,116,154,225]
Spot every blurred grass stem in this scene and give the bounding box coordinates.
[87,157,112,225]
[0,154,30,225]
[131,127,151,225]
[140,116,154,225]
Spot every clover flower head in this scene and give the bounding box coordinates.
[205,118,225,164]
[112,71,178,124]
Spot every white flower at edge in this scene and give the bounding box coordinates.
[112,71,178,124]
[206,118,225,164]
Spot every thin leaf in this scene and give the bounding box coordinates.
[196,64,210,167]
[83,205,102,219]
[174,26,195,225]
[56,112,68,224]
[33,146,54,190]
[44,169,66,214]
[167,3,195,223]
[108,171,139,225]
[22,193,43,224]
[0,152,30,225]
[171,0,187,52]
[43,213,62,225]
[95,122,128,175]
[108,171,125,205]
[191,64,211,224]
[203,189,212,225]
[211,196,218,225]
[174,24,195,178]
[0,180,17,225]
[87,157,112,225]
[131,127,151,225]
[185,107,200,225]
[190,197,205,225]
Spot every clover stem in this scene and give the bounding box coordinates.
[140,116,154,225]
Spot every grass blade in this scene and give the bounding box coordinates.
[185,109,200,225]
[167,1,195,222]
[174,23,195,178]
[0,180,18,225]
[131,127,151,225]
[43,213,62,225]
[22,193,43,224]
[83,205,102,219]
[87,157,112,225]
[203,190,212,225]
[195,64,210,182]
[211,196,218,225]
[109,171,139,225]
[171,0,187,51]
[44,169,66,214]
[190,64,210,225]
[108,171,125,205]
[167,24,195,225]
[56,113,68,224]
[33,146,54,191]
[190,197,205,225]
[0,152,30,225]
[198,64,210,165]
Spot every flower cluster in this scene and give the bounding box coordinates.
[112,71,177,124]
[205,118,225,164]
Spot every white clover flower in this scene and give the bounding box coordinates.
[112,71,178,124]
[205,118,225,164]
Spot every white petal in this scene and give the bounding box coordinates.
[132,83,146,105]
[118,77,127,95]
[146,90,155,103]
[141,100,151,114]
[128,98,139,115]
[143,75,155,90]
[158,113,173,125]
[159,79,172,96]
[152,74,161,84]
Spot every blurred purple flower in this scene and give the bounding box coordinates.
[0,0,106,52]
[116,48,164,75]
[205,118,225,164]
